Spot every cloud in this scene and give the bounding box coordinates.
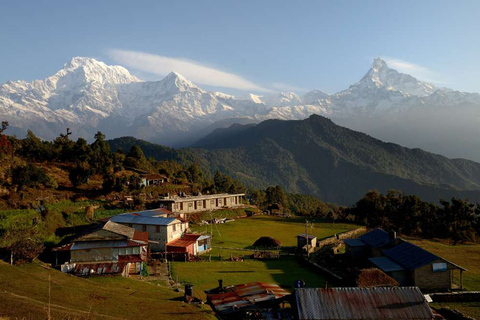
[108,49,272,92]
[382,57,443,84]
[271,82,308,92]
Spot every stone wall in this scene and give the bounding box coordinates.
[317,226,367,247]
[429,291,480,302]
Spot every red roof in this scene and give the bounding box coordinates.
[51,243,73,252]
[118,254,145,263]
[133,230,149,243]
[167,234,201,248]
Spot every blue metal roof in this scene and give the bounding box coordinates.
[110,214,177,226]
[383,242,439,271]
[295,287,434,320]
[344,239,367,247]
[129,208,171,217]
[369,256,405,272]
[359,229,392,248]
[297,233,317,239]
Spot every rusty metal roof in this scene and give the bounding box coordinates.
[207,282,289,315]
[167,234,201,248]
[295,287,434,320]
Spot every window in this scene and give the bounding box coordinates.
[142,225,147,232]
[156,225,160,233]
[432,262,447,272]
[173,224,177,232]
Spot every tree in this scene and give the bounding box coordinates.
[7,228,45,264]
[0,121,8,134]
[11,163,56,189]
[265,185,286,207]
[69,162,91,187]
[89,131,111,174]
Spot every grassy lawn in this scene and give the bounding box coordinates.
[0,261,215,320]
[171,257,326,300]
[192,215,359,253]
[171,216,359,299]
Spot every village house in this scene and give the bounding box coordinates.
[158,193,245,214]
[371,241,466,290]
[52,221,149,277]
[344,228,466,290]
[140,173,168,187]
[108,209,189,251]
[295,287,435,320]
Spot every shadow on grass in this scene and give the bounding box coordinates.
[260,256,328,290]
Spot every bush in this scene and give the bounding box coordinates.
[11,163,56,189]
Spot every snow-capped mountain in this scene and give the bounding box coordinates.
[2,56,480,160]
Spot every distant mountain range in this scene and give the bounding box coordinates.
[2,57,480,161]
[109,115,480,205]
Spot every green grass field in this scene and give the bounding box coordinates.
[171,216,359,299]
[0,261,215,320]
[171,257,326,300]
[192,215,358,253]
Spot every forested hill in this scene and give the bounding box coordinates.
[109,115,480,205]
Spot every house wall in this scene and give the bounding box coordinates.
[388,270,409,286]
[71,248,113,263]
[70,246,142,263]
[413,259,453,290]
[121,222,188,251]
[346,245,367,258]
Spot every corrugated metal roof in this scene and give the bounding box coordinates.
[103,221,135,238]
[344,239,367,247]
[295,287,434,320]
[110,214,178,226]
[383,242,439,271]
[167,234,201,248]
[197,235,211,241]
[359,229,392,248]
[208,282,289,315]
[129,208,173,217]
[71,240,142,250]
[369,256,405,272]
[297,233,317,239]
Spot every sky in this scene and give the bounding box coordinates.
[0,0,479,94]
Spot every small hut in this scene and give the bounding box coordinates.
[252,237,281,259]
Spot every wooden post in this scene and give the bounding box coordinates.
[460,270,463,289]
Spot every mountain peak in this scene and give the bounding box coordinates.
[161,71,199,92]
[56,57,140,85]
[371,57,388,70]
[352,57,436,97]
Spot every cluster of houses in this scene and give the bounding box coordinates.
[53,192,245,277]
[344,229,466,291]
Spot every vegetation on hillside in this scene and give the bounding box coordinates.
[347,190,480,244]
